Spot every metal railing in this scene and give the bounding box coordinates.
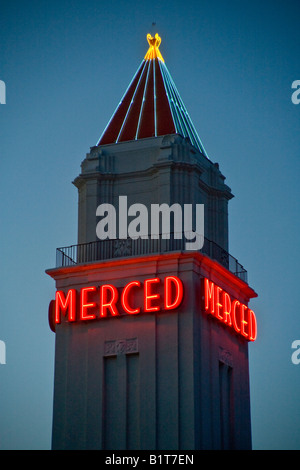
[56,233,247,283]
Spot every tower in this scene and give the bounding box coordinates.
[46,34,257,450]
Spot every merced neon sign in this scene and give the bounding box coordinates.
[52,276,257,342]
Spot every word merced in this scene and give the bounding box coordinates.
[203,278,257,342]
[53,276,257,342]
[55,275,184,324]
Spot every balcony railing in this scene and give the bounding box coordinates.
[56,233,247,283]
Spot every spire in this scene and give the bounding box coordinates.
[97,34,208,158]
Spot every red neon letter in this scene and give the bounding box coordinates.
[164,276,184,310]
[215,286,223,320]
[222,291,232,326]
[204,278,215,314]
[100,284,119,317]
[121,281,141,314]
[248,309,257,341]
[55,289,76,324]
[232,300,241,333]
[80,286,97,321]
[240,303,248,338]
[144,278,161,312]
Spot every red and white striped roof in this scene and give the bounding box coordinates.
[97,34,208,157]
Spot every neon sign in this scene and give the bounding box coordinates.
[54,276,184,325]
[50,275,257,342]
[202,278,257,341]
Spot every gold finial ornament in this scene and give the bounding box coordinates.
[144,33,164,62]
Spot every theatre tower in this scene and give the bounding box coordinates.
[46,33,258,450]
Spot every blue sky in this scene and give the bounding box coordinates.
[0,0,300,449]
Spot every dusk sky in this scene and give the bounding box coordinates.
[1,0,300,449]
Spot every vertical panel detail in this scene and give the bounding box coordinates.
[103,353,140,450]
[156,313,179,449]
[219,362,234,449]
[126,354,140,449]
[103,356,122,450]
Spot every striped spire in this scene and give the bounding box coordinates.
[97,34,208,158]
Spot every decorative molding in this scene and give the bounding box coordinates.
[218,347,233,368]
[104,338,138,357]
